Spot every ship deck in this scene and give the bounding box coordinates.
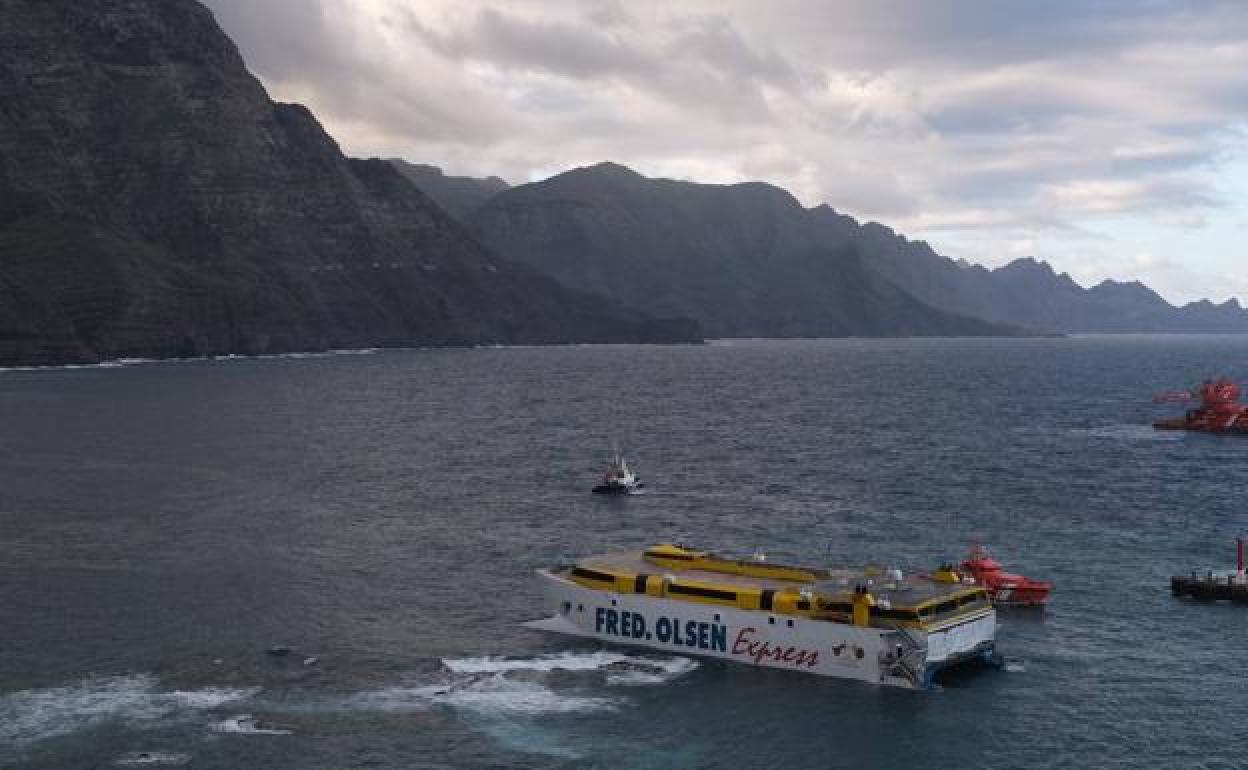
[580,550,971,607]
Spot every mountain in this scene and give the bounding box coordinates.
[387,160,509,221]
[472,160,1247,336]
[0,1,699,367]
[828,219,1248,334]
[471,163,1018,338]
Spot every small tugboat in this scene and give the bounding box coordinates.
[1153,378,1248,434]
[524,543,998,689]
[1171,537,1248,603]
[958,543,1052,608]
[591,450,644,495]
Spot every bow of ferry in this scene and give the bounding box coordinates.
[524,545,997,690]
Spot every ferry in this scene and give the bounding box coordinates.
[524,544,998,689]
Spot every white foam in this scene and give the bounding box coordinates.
[0,675,165,747]
[431,676,617,715]
[342,684,448,712]
[0,361,124,372]
[167,686,259,709]
[443,650,698,682]
[0,675,258,749]
[209,714,293,735]
[0,348,381,372]
[347,674,618,716]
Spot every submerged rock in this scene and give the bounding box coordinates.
[212,714,294,735]
[601,660,667,676]
[114,751,192,766]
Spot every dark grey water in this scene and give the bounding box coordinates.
[3,337,1248,769]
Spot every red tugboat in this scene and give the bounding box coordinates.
[959,544,1052,608]
[1153,379,1248,434]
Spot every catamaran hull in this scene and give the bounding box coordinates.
[523,569,996,690]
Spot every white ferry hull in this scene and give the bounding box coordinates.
[524,569,997,690]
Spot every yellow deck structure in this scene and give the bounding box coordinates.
[564,544,990,631]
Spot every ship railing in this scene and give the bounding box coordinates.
[881,627,927,686]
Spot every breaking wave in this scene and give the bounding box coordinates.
[344,651,697,717]
[0,674,257,750]
[349,675,618,716]
[0,654,694,755]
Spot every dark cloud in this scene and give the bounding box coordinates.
[198,0,1248,302]
[401,5,796,122]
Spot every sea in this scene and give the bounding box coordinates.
[3,336,1248,769]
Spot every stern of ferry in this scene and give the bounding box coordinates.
[915,609,998,688]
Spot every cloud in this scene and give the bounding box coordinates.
[198,0,1248,304]
[406,7,654,79]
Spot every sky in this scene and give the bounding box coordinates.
[201,0,1248,306]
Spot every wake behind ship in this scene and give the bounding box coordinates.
[525,544,997,689]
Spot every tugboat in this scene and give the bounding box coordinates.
[1171,537,1248,603]
[958,543,1052,608]
[524,543,998,689]
[1153,378,1248,434]
[591,450,644,495]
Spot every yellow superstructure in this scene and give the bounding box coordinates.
[641,543,828,582]
[565,543,990,632]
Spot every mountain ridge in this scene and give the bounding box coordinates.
[386,160,510,221]
[471,162,1022,339]
[805,206,1248,334]
[464,160,1248,336]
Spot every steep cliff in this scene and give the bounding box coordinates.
[0,0,699,366]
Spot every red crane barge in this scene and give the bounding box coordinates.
[1153,378,1248,434]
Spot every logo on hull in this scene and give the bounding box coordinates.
[592,608,828,669]
[730,627,821,668]
[595,607,727,651]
